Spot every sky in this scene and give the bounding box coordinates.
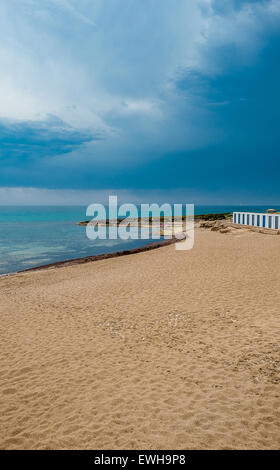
[0,0,280,205]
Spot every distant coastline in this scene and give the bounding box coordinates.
[76,212,233,226]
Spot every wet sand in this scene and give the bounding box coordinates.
[0,227,279,449]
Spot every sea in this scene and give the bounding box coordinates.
[0,205,276,275]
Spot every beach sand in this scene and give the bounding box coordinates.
[0,227,279,449]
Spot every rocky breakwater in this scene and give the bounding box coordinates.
[199,219,232,234]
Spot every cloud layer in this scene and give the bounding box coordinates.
[0,0,280,201]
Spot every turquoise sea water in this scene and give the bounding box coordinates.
[0,205,276,275]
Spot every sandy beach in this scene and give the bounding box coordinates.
[0,226,279,450]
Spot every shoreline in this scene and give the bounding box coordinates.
[16,233,186,275]
[3,212,279,278]
[3,212,232,277]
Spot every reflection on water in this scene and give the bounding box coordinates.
[0,219,158,275]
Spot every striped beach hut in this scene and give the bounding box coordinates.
[233,209,280,230]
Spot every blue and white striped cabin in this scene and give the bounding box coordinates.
[233,212,280,230]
